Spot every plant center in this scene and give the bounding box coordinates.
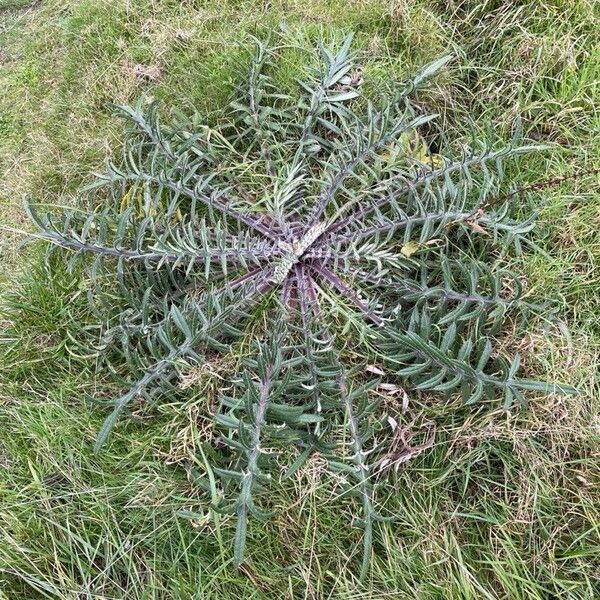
[272,221,328,284]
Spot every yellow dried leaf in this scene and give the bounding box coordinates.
[414,148,430,164]
[430,154,444,169]
[119,188,133,213]
[415,150,445,169]
[400,241,420,257]
[119,186,182,224]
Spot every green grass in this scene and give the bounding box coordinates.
[1,0,599,598]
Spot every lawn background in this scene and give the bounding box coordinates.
[0,0,599,598]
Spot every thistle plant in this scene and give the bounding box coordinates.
[27,33,576,576]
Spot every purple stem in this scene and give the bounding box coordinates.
[124,109,283,243]
[280,270,296,308]
[166,179,282,242]
[318,152,496,241]
[311,210,473,250]
[309,262,383,326]
[337,264,519,307]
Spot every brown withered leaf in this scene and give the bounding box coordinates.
[466,220,491,236]
[376,420,436,474]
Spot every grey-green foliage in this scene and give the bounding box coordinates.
[26,32,577,576]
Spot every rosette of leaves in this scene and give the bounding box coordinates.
[26,33,577,576]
